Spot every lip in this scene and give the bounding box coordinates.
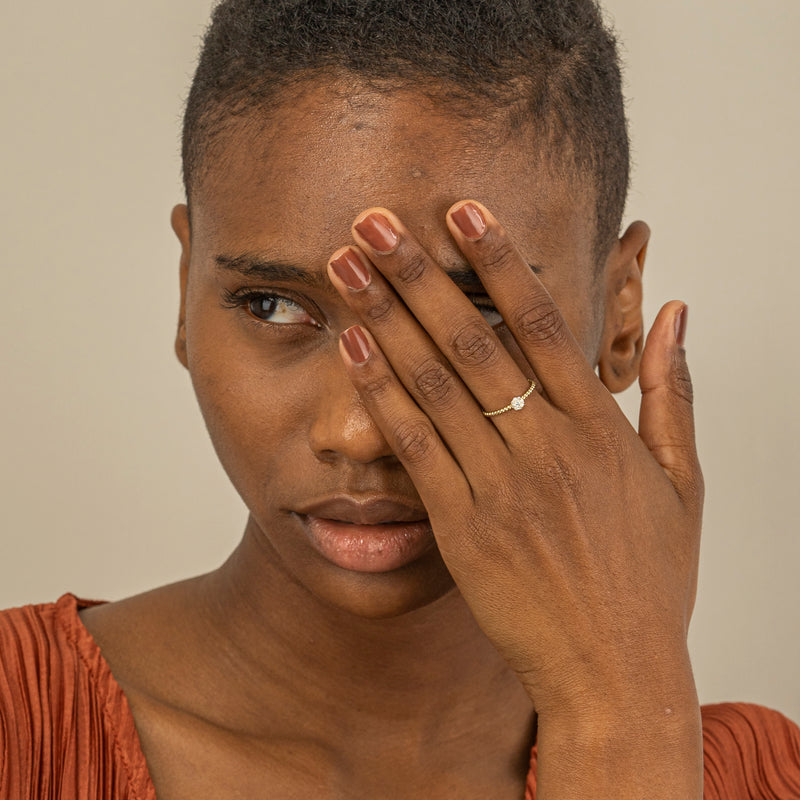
[295,495,434,573]
[296,495,428,525]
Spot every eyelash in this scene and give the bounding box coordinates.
[466,294,504,327]
[221,288,502,329]
[221,288,323,328]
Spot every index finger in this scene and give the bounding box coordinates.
[446,200,607,417]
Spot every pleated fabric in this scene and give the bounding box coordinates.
[1,596,799,800]
[0,595,154,800]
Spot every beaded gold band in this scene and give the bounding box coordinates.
[481,380,537,417]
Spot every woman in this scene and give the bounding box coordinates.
[2,1,799,798]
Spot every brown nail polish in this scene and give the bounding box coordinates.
[451,202,487,240]
[330,249,371,290]
[675,305,688,347]
[354,213,399,253]
[341,326,371,364]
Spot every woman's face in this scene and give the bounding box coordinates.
[174,83,606,619]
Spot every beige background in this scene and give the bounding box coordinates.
[1,1,798,720]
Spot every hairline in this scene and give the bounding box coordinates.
[183,71,614,270]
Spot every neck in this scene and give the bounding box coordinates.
[192,520,535,766]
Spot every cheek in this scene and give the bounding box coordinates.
[547,277,605,365]
[185,307,330,495]
[192,357,300,485]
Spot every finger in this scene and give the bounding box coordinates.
[638,301,703,515]
[446,200,608,418]
[346,209,545,423]
[327,244,513,471]
[337,323,469,508]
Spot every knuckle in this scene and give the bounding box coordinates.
[449,321,500,367]
[395,251,428,285]
[678,454,704,500]
[479,238,518,274]
[461,499,533,567]
[364,293,395,324]
[530,449,581,492]
[671,356,694,405]
[694,467,705,505]
[671,461,704,515]
[392,418,436,465]
[411,359,458,407]
[512,300,567,348]
[359,372,393,400]
[544,453,581,490]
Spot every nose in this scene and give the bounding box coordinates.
[308,359,395,465]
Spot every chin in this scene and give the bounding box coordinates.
[248,508,458,620]
[312,566,458,620]
[277,543,459,621]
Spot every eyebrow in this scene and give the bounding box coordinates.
[214,253,543,292]
[215,254,327,288]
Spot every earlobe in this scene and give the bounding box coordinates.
[171,204,191,369]
[597,220,650,393]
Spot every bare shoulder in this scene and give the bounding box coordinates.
[79,575,223,709]
[76,580,348,799]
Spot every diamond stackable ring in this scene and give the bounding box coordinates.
[481,380,537,417]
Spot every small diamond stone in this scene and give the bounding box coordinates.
[510,396,525,411]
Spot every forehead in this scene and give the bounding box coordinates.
[190,83,594,273]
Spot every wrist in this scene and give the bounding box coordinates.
[524,638,697,720]
[532,654,702,799]
[535,699,702,799]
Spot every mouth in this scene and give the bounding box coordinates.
[294,496,435,573]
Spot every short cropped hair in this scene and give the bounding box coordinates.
[182,0,630,264]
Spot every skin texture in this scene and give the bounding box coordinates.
[80,83,703,798]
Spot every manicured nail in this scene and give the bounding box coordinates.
[675,304,688,348]
[341,326,371,364]
[451,202,487,240]
[330,249,371,291]
[354,213,399,253]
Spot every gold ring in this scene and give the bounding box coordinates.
[482,380,537,417]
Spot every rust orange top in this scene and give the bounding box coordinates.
[1,595,799,799]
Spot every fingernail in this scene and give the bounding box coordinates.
[341,325,371,364]
[354,213,399,253]
[451,202,487,240]
[330,249,371,291]
[675,304,688,348]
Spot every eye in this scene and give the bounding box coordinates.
[247,293,317,325]
[467,295,504,328]
[221,287,322,328]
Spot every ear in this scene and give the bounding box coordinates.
[171,204,191,369]
[597,220,650,393]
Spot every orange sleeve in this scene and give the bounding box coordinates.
[702,702,800,799]
[0,596,154,800]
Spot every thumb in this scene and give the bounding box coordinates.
[638,301,703,514]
